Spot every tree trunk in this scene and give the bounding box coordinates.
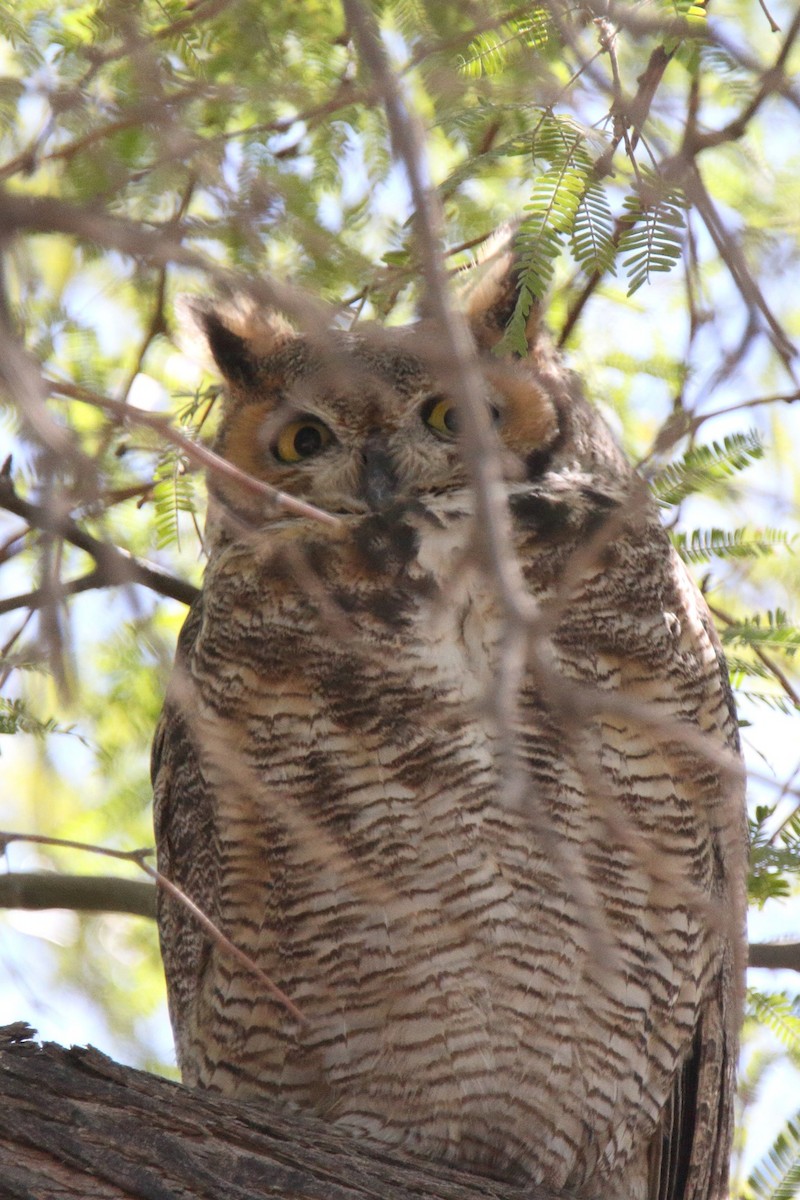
[0,1023,564,1200]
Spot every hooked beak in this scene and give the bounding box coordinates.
[358,432,398,511]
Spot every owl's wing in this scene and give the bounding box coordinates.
[151,597,217,1061]
[648,602,743,1200]
[517,510,744,1199]
[648,966,738,1200]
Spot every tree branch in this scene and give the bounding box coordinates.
[0,873,156,919]
[0,832,305,1026]
[0,190,332,335]
[0,462,200,608]
[47,380,341,529]
[0,570,114,617]
[747,941,800,972]
[0,870,796,974]
[0,1024,565,1200]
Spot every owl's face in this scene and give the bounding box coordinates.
[195,306,566,525]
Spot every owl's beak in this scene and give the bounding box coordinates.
[359,432,398,511]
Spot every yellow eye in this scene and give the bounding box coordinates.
[422,396,500,438]
[272,417,333,464]
[423,396,459,438]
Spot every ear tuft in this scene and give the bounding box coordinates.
[459,229,542,354]
[178,296,296,387]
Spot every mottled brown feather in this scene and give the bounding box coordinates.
[153,277,746,1199]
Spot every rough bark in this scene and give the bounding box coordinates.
[0,1023,564,1200]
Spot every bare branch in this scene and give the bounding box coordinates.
[678,164,797,374]
[0,872,156,919]
[0,464,200,609]
[47,379,341,529]
[685,4,800,151]
[756,0,782,34]
[0,830,304,1026]
[1,867,795,979]
[748,941,800,972]
[0,191,332,334]
[0,570,107,617]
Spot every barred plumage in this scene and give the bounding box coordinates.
[153,264,746,1200]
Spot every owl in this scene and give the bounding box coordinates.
[152,259,747,1200]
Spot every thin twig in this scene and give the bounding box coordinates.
[46,380,340,528]
[756,0,781,34]
[679,165,797,374]
[0,463,200,608]
[119,182,197,404]
[343,0,531,620]
[343,0,536,857]
[0,830,305,1025]
[0,191,335,340]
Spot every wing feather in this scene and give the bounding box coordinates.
[151,598,217,1074]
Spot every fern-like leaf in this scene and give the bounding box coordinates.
[745,1112,800,1200]
[720,610,800,657]
[457,29,519,78]
[618,174,687,295]
[571,179,616,276]
[0,698,79,741]
[747,991,800,1054]
[725,655,773,685]
[504,116,600,351]
[651,430,764,505]
[457,11,553,77]
[152,452,198,551]
[748,807,800,903]
[672,526,794,564]
[736,690,800,715]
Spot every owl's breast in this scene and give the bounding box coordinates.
[174,505,736,1197]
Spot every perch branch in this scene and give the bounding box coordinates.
[0,1024,567,1200]
[747,941,800,972]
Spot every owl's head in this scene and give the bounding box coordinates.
[188,258,626,535]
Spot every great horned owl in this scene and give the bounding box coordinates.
[152,261,746,1200]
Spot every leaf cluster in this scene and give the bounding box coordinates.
[748,805,800,908]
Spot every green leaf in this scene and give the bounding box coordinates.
[503,115,605,351]
[747,991,800,1055]
[152,453,199,551]
[651,431,765,505]
[0,698,78,742]
[736,690,800,716]
[618,175,687,295]
[745,1110,800,1200]
[672,527,794,564]
[570,180,616,277]
[748,806,800,905]
[457,11,554,78]
[721,610,800,657]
